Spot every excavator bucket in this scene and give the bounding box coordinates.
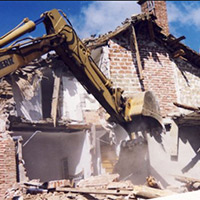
[124,91,163,131]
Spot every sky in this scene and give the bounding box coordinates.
[0,1,200,53]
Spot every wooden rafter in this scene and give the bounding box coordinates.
[148,19,155,41]
[51,67,62,127]
[168,36,186,46]
[173,49,185,58]
[130,25,144,80]
[173,102,199,111]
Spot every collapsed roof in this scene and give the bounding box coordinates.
[82,11,200,126]
[83,12,200,69]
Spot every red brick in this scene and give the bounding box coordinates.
[0,135,16,199]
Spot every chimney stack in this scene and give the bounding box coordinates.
[137,0,169,35]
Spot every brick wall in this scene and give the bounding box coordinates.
[108,32,178,117]
[175,58,200,113]
[138,34,178,116]
[0,81,17,198]
[108,38,142,96]
[0,133,16,199]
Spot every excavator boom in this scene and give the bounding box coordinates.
[0,9,163,136]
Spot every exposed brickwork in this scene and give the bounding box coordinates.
[108,32,179,117]
[0,89,17,198]
[175,58,200,112]
[138,35,178,116]
[108,38,142,96]
[0,133,16,199]
[139,1,169,35]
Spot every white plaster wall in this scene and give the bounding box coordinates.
[91,46,110,79]
[12,75,43,121]
[175,58,200,114]
[12,131,93,182]
[147,125,200,188]
[98,46,111,79]
[61,76,100,121]
[61,76,85,122]
[109,122,200,188]
[83,93,100,111]
[73,131,93,179]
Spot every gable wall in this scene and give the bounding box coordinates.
[175,58,200,113]
[108,32,179,117]
[108,38,142,95]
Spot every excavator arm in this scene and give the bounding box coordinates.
[0,9,163,136]
[0,34,65,77]
[41,9,127,123]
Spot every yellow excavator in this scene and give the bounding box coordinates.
[0,9,163,137]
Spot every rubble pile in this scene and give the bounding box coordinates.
[5,174,177,200]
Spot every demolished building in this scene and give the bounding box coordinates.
[83,0,200,188]
[1,0,200,199]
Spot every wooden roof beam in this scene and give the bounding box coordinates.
[130,25,144,81]
[173,49,185,58]
[51,67,62,127]
[168,36,186,46]
[173,102,199,111]
[148,19,155,41]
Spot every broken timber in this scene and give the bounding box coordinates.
[56,187,134,196]
[51,67,62,127]
[168,36,186,46]
[56,185,175,199]
[174,175,200,183]
[169,119,179,157]
[130,25,144,80]
[173,102,199,111]
[173,49,185,58]
[10,119,103,132]
[133,185,175,199]
[148,19,155,41]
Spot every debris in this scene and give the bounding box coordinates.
[4,174,176,199]
[56,187,135,197]
[146,176,163,189]
[150,190,200,200]
[77,174,120,189]
[132,185,175,199]
[173,102,200,111]
[107,180,133,190]
[174,175,200,191]
[46,179,72,189]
